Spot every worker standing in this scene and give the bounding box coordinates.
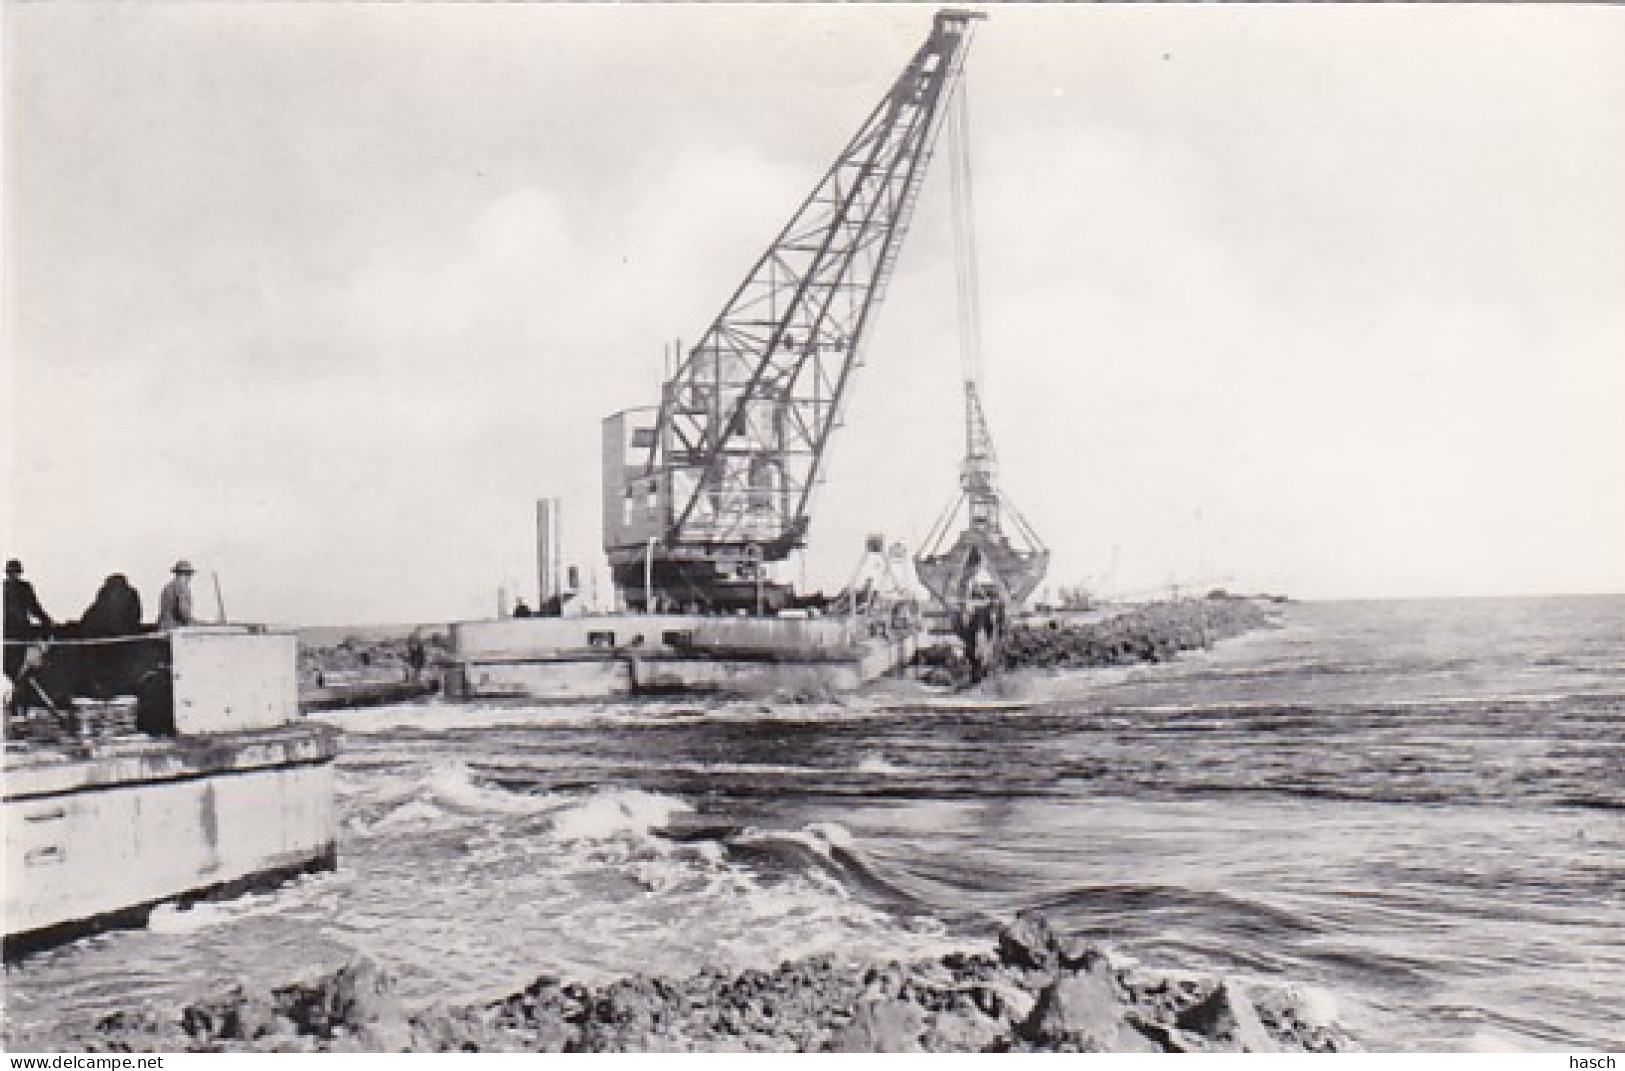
[156,560,198,630]
[4,559,55,682]
[406,628,427,682]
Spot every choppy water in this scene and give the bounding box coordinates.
[5,597,1623,1051]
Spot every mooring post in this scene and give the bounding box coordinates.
[645,537,657,613]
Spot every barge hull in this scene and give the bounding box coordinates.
[5,725,338,957]
[445,615,917,700]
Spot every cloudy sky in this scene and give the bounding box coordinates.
[6,3,1622,626]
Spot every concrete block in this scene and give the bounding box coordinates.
[170,628,298,733]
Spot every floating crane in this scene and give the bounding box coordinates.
[603,10,983,612]
[914,54,1049,625]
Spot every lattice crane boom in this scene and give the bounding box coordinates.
[603,10,983,612]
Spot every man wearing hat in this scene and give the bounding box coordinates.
[157,560,198,630]
[4,559,55,682]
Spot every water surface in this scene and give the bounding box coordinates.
[5,597,1622,1051]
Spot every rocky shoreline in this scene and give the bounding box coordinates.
[912,596,1276,687]
[79,912,1353,1053]
[1003,596,1275,672]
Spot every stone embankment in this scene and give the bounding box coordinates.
[80,912,1352,1053]
[1003,597,1273,672]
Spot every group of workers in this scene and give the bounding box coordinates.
[3,558,205,691]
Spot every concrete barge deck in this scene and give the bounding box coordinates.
[4,627,339,957]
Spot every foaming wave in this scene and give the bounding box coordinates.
[372,798,448,829]
[347,760,560,832]
[145,873,340,935]
[348,801,976,998]
[315,696,951,736]
[427,760,559,816]
[549,787,693,842]
[856,753,905,774]
[547,810,968,967]
[146,899,265,936]
[722,821,944,915]
[1278,981,1343,1027]
[733,820,856,857]
[311,700,589,735]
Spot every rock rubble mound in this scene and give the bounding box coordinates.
[81,910,1353,1053]
[1003,598,1272,671]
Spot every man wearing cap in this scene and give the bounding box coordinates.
[157,560,198,630]
[4,559,55,681]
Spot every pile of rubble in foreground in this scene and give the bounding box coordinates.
[82,911,1353,1053]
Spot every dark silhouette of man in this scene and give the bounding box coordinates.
[5,559,54,682]
[406,629,428,681]
[81,574,145,698]
[82,574,143,637]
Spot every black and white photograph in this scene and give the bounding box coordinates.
[3,1,1622,1056]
